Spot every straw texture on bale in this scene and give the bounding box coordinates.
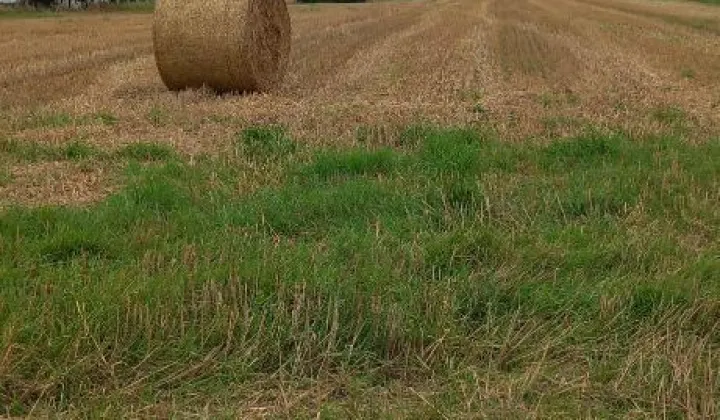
[153,0,291,93]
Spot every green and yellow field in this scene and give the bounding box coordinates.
[1,0,719,417]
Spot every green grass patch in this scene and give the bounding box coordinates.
[237,125,297,161]
[146,106,169,127]
[652,105,686,126]
[14,111,118,130]
[0,168,12,187]
[0,126,718,416]
[0,138,100,162]
[20,111,74,129]
[91,111,119,126]
[681,68,696,79]
[301,148,402,181]
[116,142,176,162]
[63,140,98,160]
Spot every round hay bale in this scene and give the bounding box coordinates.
[153,0,291,93]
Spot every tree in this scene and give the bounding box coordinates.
[28,0,55,7]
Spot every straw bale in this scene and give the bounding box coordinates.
[153,0,291,93]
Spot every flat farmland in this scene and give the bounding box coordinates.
[1,0,720,205]
[0,0,719,417]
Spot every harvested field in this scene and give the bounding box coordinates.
[0,0,719,417]
[2,0,720,205]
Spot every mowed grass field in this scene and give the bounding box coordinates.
[1,0,719,417]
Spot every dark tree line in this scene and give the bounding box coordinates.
[296,0,366,3]
[22,0,149,8]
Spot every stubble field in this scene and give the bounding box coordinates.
[2,0,720,206]
[1,0,719,417]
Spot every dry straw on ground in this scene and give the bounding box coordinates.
[153,0,291,93]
